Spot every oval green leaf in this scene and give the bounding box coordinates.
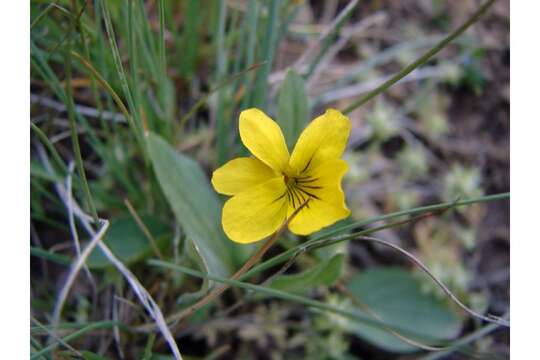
[277,69,310,150]
[346,267,462,353]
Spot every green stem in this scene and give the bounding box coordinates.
[149,260,445,343]
[242,192,509,280]
[313,192,509,242]
[342,0,496,114]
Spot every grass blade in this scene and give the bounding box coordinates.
[65,1,98,222]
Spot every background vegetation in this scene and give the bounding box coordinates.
[30,0,509,358]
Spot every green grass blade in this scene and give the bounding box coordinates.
[239,0,259,110]
[101,1,147,159]
[65,2,99,222]
[30,122,67,175]
[215,0,229,165]
[30,321,122,359]
[149,260,449,344]
[179,0,200,76]
[31,246,72,266]
[252,0,280,109]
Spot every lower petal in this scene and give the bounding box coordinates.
[287,159,350,235]
[222,177,288,244]
[288,194,350,235]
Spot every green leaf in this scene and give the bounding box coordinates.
[147,133,236,277]
[88,215,169,269]
[346,267,462,353]
[266,254,344,295]
[81,351,112,360]
[277,69,309,150]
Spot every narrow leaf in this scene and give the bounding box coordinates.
[147,133,235,277]
[277,69,309,150]
[266,254,344,295]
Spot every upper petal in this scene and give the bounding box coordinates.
[239,108,290,172]
[212,157,278,196]
[287,159,350,235]
[289,109,350,175]
[222,176,288,244]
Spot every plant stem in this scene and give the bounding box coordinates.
[243,192,509,280]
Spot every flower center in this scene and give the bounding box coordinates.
[282,173,321,209]
[283,175,295,187]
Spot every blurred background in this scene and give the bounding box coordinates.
[31,0,509,358]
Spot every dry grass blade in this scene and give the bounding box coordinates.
[50,219,110,341]
[293,0,359,70]
[96,241,182,360]
[65,162,96,290]
[37,145,182,359]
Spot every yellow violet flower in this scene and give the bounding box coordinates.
[212,108,351,244]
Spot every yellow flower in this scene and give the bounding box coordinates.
[212,108,351,244]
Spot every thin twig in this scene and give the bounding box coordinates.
[316,65,453,105]
[293,0,359,71]
[306,12,386,89]
[342,0,496,114]
[418,314,508,360]
[335,283,446,351]
[31,94,126,123]
[356,235,509,327]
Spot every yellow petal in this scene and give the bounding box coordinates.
[212,157,278,196]
[289,109,350,175]
[222,177,288,244]
[239,108,290,172]
[288,159,350,235]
